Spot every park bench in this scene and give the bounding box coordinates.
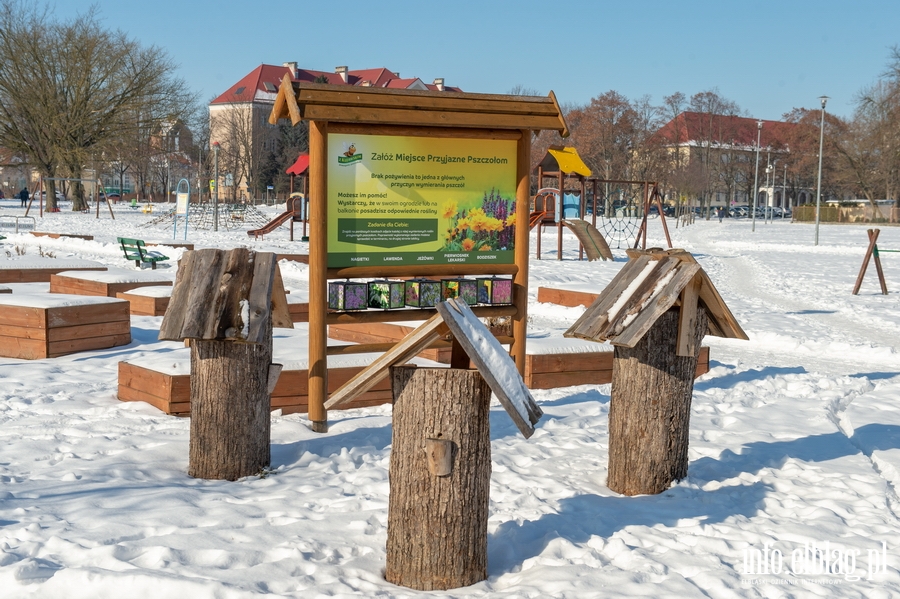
[117,237,169,269]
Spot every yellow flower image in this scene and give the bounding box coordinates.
[467,208,489,232]
[441,200,458,219]
[479,244,491,251]
[456,217,470,231]
[506,213,516,227]
[462,239,476,251]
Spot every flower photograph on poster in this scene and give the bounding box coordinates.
[440,188,516,252]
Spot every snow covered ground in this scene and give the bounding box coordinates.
[1,199,899,598]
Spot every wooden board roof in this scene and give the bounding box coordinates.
[564,249,748,347]
[268,75,569,135]
[159,248,281,344]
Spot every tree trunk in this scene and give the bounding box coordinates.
[385,366,491,591]
[188,316,272,481]
[607,307,708,496]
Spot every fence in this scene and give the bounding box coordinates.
[793,204,900,224]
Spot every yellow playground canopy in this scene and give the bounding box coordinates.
[539,146,592,178]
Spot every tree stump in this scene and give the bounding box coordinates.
[188,315,272,481]
[385,366,491,591]
[607,306,708,496]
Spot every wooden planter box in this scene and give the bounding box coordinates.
[116,286,172,316]
[328,320,710,389]
[276,253,309,264]
[288,301,309,323]
[0,294,130,359]
[50,271,172,297]
[537,286,600,308]
[524,346,710,389]
[30,232,94,240]
[118,361,393,416]
[0,261,107,284]
[328,322,452,363]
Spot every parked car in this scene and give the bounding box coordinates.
[30,190,66,202]
[105,192,122,203]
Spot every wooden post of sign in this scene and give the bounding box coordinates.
[512,129,530,375]
[385,365,491,591]
[607,306,709,496]
[308,120,328,433]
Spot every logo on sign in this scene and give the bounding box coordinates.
[338,142,362,166]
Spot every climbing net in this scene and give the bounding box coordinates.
[142,203,272,231]
[592,183,645,249]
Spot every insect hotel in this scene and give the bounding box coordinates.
[565,248,748,496]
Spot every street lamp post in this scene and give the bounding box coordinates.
[752,120,762,232]
[765,161,774,224]
[814,96,829,246]
[213,142,220,232]
[782,164,788,219]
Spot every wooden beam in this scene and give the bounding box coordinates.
[326,263,517,279]
[308,120,328,432]
[511,128,531,375]
[676,274,702,357]
[270,263,293,329]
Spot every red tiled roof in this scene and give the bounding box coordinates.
[655,112,796,149]
[210,64,459,105]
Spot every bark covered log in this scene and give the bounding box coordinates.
[385,366,491,591]
[188,316,272,480]
[607,307,708,496]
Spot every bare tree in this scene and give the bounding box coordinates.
[0,1,195,211]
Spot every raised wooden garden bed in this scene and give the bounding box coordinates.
[0,258,107,283]
[326,320,710,388]
[50,269,172,297]
[288,300,309,323]
[537,286,600,308]
[328,322,452,363]
[30,231,95,240]
[276,253,309,264]
[116,286,172,316]
[525,346,709,389]
[0,293,130,359]
[118,361,393,416]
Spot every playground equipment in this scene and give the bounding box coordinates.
[246,194,307,240]
[533,147,672,257]
[25,176,115,220]
[853,228,895,295]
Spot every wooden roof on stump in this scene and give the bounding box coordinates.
[564,249,747,354]
[159,248,292,344]
[268,75,569,135]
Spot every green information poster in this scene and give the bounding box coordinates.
[327,133,517,267]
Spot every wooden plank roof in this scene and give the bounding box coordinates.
[564,249,748,347]
[268,75,569,135]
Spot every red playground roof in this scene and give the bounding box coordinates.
[286,153,309,175]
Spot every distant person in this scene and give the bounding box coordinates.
[18,187,28,207]
[717,207,724,223]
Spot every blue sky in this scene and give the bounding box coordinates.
[55,0,898,121]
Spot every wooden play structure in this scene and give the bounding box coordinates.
[268,77,568,433]
[533,147,671,258]
[853,228,894,295]
[565,248,746,495]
